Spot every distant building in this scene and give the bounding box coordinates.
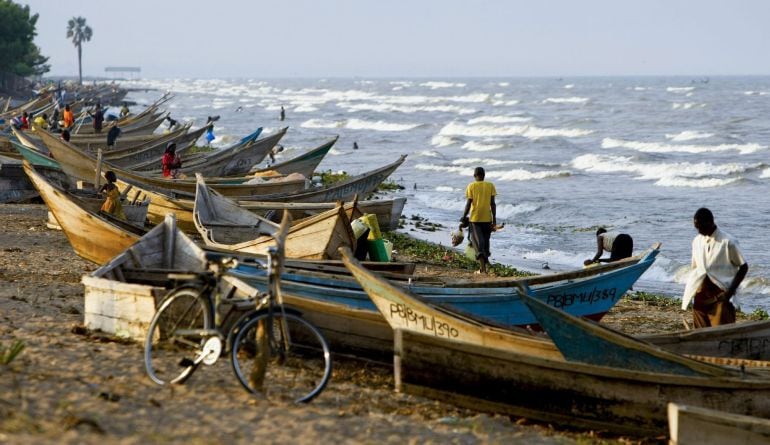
[104,67,141,80]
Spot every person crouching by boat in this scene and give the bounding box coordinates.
[99,171,126,219]
[60,129,71,142]
[461,167,497,274]
[584,228,633,266]
[162,142,183,179]
[106,123,121,148]
[681,207,749,328]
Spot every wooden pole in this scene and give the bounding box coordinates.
[94,149,103,191]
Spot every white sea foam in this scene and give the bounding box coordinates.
[496,202,540,218]
[667,86,695,92]
[664,130,714,142]
[574,154,760,177]
[414,164,474,176]
[415,164,570,182]
[418,150,442,158]
[672,102,706,110]
[759,168,770,179]
[453,158,525,167]
[487,169,571,181]
[572,153,759,187]
[633,86,648,91]
[328,148,345,156]
[462,141,505,152]
[438,122,593,140]
[521,249,586,269]
[301,119,342,129]
[431,134,458,147]
[601,138,765,155]
[498,82,510,87]
[491,100,521,106]
[654,177,740,188]
[435,186,459,192]
[336,101,476,115]
[468,115,532,124]
[420,81,466,89]
[300,118,419,132]
[293,104,318,112]
[564,84,575,89]
[542,96,589,104]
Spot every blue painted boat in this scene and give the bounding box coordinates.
[230,244,661,328]
[518,283,735,377]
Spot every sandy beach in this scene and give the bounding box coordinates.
[0,203,713,444]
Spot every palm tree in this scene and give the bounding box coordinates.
[66,17,93,85]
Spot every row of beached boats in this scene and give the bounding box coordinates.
[7,91,770,441]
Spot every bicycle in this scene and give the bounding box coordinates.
[143,215,333,403]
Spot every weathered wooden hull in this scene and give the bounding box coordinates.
[23,161,141,264]
[237,154,408,202]
[82,215,207,339]
[251,136,337,178]
[0,155,37,203]
[34,127,307,197]
[641,320,770,362]
[72,111,167,136]
[668,403,770,445]
[194,175,356,259]
[338,249,770,436]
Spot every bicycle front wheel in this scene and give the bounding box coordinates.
[144,287,212,385]
[230,312,332,403]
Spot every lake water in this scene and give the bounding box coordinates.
[121,76,770,311]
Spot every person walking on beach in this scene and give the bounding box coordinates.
[205,116,216,146]
[62,104,74,129]
[461,167,497,274]
[89,103,105,133]
[161,142,183,179]
[106,123,121,148]
[682,208,748,328]
[280,106,285,121]
[584,228,633,265]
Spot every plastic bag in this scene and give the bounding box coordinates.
[464,243,477,261]
[451,228,464,247]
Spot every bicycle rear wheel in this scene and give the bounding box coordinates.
[230,312,332,403]
[144,287,212,385]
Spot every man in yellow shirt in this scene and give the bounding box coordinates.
[461,167,497,274]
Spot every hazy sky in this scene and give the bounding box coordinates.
[20,0,770,78]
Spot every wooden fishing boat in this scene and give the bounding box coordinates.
[72,111,168,136]
[234,154,408,202]
[235,196,406,232]
[668,403,770,445]
[134,127,286,177]
[519,283,742,376]
[248,136,337,178]
[339,249,770,436]
[126,127,263,171]
[642,319,770,361]
[0,155,37,203]
[105,172,404,233]
[33,126,306,197]
[82,214,208,339]
[194,175,356,259]
[24,161,143,264]
[74,122,192,152]
[218,244,660,361]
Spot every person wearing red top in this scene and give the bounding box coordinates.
[161,142,182,178]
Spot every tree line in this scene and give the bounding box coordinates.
[1,0,94,94]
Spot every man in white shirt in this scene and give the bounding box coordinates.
[682,208,749,328]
